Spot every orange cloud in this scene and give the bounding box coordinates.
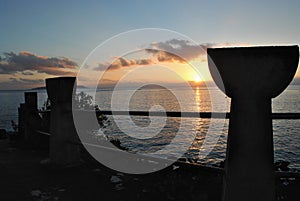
[94,57,156,71]
[94,39,248,71]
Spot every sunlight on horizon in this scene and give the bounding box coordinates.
[193,74,202,83]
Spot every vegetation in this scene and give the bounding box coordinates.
[40,91,127,151]
[41,98,51,111]
[41,92,108,126]
[73,91,94,110]
[41,91,94,111]
[11,120,18,132]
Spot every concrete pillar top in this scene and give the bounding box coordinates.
[208,46,299,98]
[46,77,76,103]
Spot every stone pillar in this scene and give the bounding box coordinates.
[46,77,80,167]
[207,46,299,201]
[25,92,37,110]
[18,103,26,138]
[24,92,41,145]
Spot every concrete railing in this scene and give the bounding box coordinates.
[17,45,299,200]
[18,78,81,167]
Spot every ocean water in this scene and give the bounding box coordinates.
[0,85,299,168]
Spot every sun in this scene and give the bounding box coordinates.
[193,75,202,83]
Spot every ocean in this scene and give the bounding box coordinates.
[0,85,299,169]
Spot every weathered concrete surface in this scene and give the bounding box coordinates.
[46,77,80,167]
[208,46,299,201]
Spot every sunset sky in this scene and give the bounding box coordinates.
[1,0,300,89]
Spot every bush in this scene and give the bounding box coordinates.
[73,91,94,110]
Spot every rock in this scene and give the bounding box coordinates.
[40,158,51,165]
[110,175,124,191]
[31,189,42,197]
[110,175,122,183]
[196,162,207,166]
[288,177,295,181]
[178,158,186,162]
[58,188,66,192]
[117,172,124,176]
[109,138,128,151]
[0,129,7,139]
[187,158,196,163]
[114,183,124,191]
[92,168,101,172]
[275,160,290,171]
[219,161,225,168]
[282,179,289,186]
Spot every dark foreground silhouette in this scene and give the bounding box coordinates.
[0,138,299,201]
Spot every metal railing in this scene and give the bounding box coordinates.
[18,91,300,178]
[96,110,300,119]
[34,109,300,140]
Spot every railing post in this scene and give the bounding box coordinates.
[18,103,26,139]
[46,77,80,167]
[24,92,41,146]
[208,46,299,201]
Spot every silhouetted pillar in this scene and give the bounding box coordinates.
[208,46,299,201]
[25,92,37,110]
[18,103,25,138]
[24,92,40,145]
[46,77,80,166]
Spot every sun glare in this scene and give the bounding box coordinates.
[193,75,202,83]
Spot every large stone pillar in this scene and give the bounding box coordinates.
[46,77,80,167]
[207,46,299,201]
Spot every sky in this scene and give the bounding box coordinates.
[0,0,300,89]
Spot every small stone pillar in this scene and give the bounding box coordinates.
[24,92,41,144]
[46,77,80,167]
[208,46,299,201]
[25,92,38,110]
[18,103,26,138]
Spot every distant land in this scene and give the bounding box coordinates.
[29,78,300,90]
[1,77,300,92]
[30,85,87,90]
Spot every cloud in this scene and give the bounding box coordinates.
[21,71,34,75]
[0,51,78,75]
[19,78,44,84]
[94,39,243,71]
[146,40,240,63]
[94,57,155,71]
[146,39,208,62]
[0,77,45,90]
